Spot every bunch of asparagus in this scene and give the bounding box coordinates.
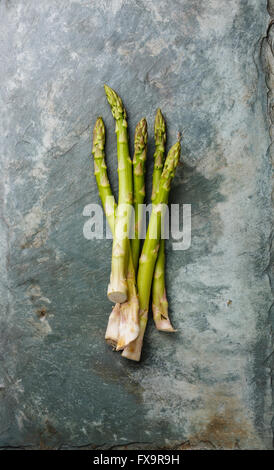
[91,85,181,361]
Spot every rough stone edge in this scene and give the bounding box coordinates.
[261,0,274,449]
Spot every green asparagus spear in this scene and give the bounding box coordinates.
[151,110,175,332]
[122,141,181,361]
[131,118,148,272]
[92,117,139,350]
[104,85,133,304]
[92,116,116,233]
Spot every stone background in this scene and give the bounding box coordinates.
[0,0,273,449]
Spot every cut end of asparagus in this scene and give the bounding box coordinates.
[104,84,127,122]
[160,141,181,189]
[105,303,121,348]
[107,272,128,303]
[107,290,128,304]
[152,287,176,332]
[155,319,176,332]
[107,254,128,303]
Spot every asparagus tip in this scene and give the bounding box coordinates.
[94,116,105,133]
[104,84,126,121]
[155,108,164,121]
[134,117,148,149]
[92,117,105,152]
[161,140,181,179]
[154,108,166,141]
[103,83,112,94]
[107,291,128,304]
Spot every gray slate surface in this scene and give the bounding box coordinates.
[0,0,273,449]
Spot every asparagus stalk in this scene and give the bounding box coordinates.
[92,117,119,345]
[116,118,147,348]
[131,118,148,272]
[122,140,181,361]
[92,116,116,233]
[104,85,133,304]
[92,117,139,350]
[151,109,175,332]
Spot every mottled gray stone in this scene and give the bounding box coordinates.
[0,0,272,449]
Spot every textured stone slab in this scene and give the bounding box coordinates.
[0,0,272,449]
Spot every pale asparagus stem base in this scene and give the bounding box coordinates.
[105,247,139,350]
[106,222,139,348]
[116,296,139,351]
[107,245,128,304]
[152,239,175,332]
[116,242,139,350]
[105,303,121,347]
[122,311,147,361]
[106,202,139,348]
